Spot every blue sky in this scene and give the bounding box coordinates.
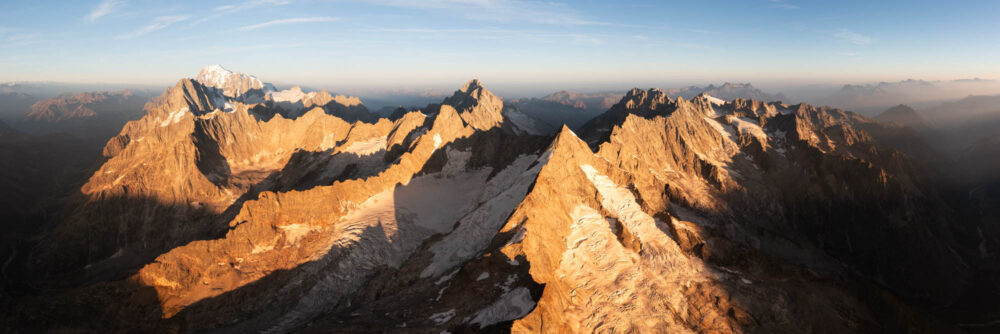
[1,0,998,93]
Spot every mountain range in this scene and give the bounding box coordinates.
[809,79,1000,113]
[2,66,999,333]
[508,82,785,130]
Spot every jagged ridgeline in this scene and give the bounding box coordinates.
[4,66,992,333]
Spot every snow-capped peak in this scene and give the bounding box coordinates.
[197,64,236,87]
[195,64,275,97]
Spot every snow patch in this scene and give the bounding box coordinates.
[278,224,319,245]
[160,107,189,127]
[441,148,472,177]
[703,116,736,143]
[476,272,490,281]
[579,164,687,263]
[342,137,386,156]
[468,287,535,328]
[505,107,551,135]
[729,116,768,144]
[420,153,546,278]
[263,166,491,331]
[705,94,725,106]
[436,268,459,285]
[497,274,517,294]
[433,133,442,149]
[429,309,456,325]
[268,86,316,103]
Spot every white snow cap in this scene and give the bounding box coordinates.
[195,64,274,93]
[197,65,236,87]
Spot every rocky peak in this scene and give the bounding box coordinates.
[620,88,671,110]
[461,78,484,93]
[550,125,590,154]
[441,79,505,131]
[576,88,679,145]
[665,82,786,102]
[166,78,224,115]
[453,79,499,107]
[717,82,751,89]
[883,104,917,115]
[542,90,574,101]
[875,104,928,130]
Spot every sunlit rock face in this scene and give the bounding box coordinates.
[4,67,994,334]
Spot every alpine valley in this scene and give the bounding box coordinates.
[3,65,1000,334]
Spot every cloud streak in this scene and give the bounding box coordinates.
[116,15,190,39]
[1,33,43,48]
[191,0,293,26]
[833,29,874,45]
[233,17,338,31]
[367,0,613,26]
[85,0,127,22]
[768,0,798,9]
[354,27,610,45]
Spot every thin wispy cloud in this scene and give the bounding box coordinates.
[85,0,127,22]
[191,0,293,26]
[355,27,609,45]
[214,0,291,11]
[839,52,865,62]
[1,33,42,48]
[233,17,338,31]
[160,42,312,59]
[569,34,604,45]
[833,29,874,45]
[675,42,712,50]
[768,0,798,9]
[367,0,613,26]
[116,15,190,39]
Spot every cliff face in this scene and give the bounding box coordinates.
[4,71,992,333]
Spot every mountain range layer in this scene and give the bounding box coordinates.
[509,82,784,130]
[2,66,999,333]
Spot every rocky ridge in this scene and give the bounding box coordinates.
[3,68,995,333]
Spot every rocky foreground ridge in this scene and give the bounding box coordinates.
[3,66,998,333]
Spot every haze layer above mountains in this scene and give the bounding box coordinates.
[1,66,1000,333]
